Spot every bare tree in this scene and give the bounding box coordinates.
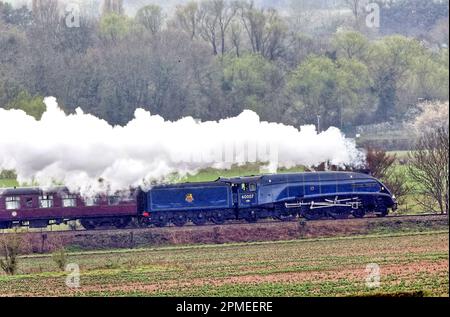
[196,0,237,55]
[136,4,164,35]
[365,146,396,179]
[215,0,238,55]
[230,21,242,57]
[344,0,364,21]
[408,127,449,214]
[364,146,411,206]
[0,233,22,275]
[198,1,219,55]
[239,2,287,60]
[174,1,203,40]
[383,168,412,206]
[102,0,124,15]
[32,0,60,28]
[343,0,371,31]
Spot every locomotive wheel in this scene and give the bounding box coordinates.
[113,217,131,229]
[278,215,296,222]
[137,217,151,228]
[245,210,258,223]
[211,211,226,225]
[375,198,388,217]
[328,210,351,220]
[274,206,296,222]
[80,219,97,230]
[153,214,168,227]
[191,212,207,226]
[276,210,296,222]
[172,213,188,227]
[302,210,321,221]
[376,209,388,218]
[352,209,366,218]
[0,221,12,229]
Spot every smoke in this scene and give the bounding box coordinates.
[0,97,364,195]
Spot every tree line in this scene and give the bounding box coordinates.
[0,0,448,131]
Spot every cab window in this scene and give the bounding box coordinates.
[5,196,20,210]
[241,183,256,192]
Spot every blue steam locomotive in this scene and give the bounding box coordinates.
[138,172,398,227]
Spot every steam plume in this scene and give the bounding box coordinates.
[0,97,364,195]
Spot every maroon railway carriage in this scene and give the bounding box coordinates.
[0,187,137,229]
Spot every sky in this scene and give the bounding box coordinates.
[4,0,293,16]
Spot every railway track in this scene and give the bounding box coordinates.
[1,212,447,235]
[1,213,447,255]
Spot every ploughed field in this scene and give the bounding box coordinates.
[0,230,448,296]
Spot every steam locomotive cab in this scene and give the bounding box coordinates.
[237,182,258,208]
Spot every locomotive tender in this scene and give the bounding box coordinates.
[0,172,397,230]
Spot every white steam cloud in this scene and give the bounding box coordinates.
[0,97,364,195]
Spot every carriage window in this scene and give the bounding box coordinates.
[5,196,20,210]
[108,196,120,206]
[85,196,102,206]
[39,195,54,208]
[25,197,33,208]
[62,194,77,207]
[249,183,257,192]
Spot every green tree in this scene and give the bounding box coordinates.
[287,56,338,127]
[332,31,369,61]
[404,51,449,103]
[368,35,425,122]
[335,58,373,128]
[99,13,134,43]
[287,55,372,129]
[5,91,45,120]
[222,53,284,119]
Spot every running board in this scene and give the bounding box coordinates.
[285,197,361,210]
